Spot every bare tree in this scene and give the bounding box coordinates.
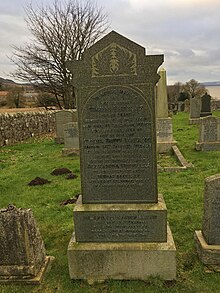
[182,79,207,100]
[6,86,24,108]
[10,0,109,109]
[167,82,183,104]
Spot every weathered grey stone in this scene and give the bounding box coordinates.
[66,30,176,281]
[195,174,220,266]
[155,68,176,153]
[189,96,201,124]
[73,194,167,242]
[184,99,190,112]
[200,93,212,117]
[67,30,163,204]
[190,96,201,119]
[156,118,176,153]
[195,230,220,265]
[156,67,168,118]
[196,116,220,151]
[202,174,220,245]
[63,122,79,148]
[62,122,79,156]
[0,205,53,284]
[68,223,176,281]
[55,110,77,144]
[178,101,185,112]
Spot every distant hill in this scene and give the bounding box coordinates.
[0,77,15,85]
[201,81,220,86]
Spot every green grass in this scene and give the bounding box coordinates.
[0,112,220,292]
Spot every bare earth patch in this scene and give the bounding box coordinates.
[28,177,51,186]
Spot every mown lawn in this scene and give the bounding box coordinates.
[0,111,220,293]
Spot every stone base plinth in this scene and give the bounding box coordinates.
[0,256,54,285]
[62,148,79,156]
[68,224,176,282]
[157,141,177,153]
[195,231,220,265]
[73,194,167,243]
[195,142,220,151]
[200,112,212,118]
[54,137,64,144]
[189,118,200,125]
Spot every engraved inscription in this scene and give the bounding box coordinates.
[203,119,218,142]
[81,87,157,203]
[74,211,166,242]
[210,192,220,237]
[156,119,173,142]
[92,42,137,77]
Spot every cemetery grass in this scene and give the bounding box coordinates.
[0,112,220,293]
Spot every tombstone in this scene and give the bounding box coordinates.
[156,68,176,153]
[62,122,79,156]
[0,205,53,284]
[54,110,77,144]
[156,67,168,118]
[66,31,176,281]
[189,96,201,124]
[200,93,212,117]
[195,174,220,265]
[184,99,190,112]
[178,101,184,112]
[196,116,220,151]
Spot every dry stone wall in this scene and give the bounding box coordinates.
[0,111,56,146]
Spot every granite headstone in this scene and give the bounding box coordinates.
[66,30,176,281]
[200,93,212,117]
[196,116,220,151]
[62,122,79,156]
[195,174,220,264]
[189,96,201,124]
[55,110,77,144]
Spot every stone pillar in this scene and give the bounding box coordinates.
[0,205,53,284]
[156,67,176,153]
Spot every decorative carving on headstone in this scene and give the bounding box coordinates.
[92,42,137,77]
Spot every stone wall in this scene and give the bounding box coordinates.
[211,100,220,111]
[0,111,56,146]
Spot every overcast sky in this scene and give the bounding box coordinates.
[0,0,220,84]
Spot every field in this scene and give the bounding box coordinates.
[0,112,220,293]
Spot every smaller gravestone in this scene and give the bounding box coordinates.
[156,67,176,153]
[184,99,190,112]
[177,102,184,112]
[156,67,168,118]
[189,96,201,124]
[55,110,77,144]
[0,205,53,284]
[195,174,220,265]
[62,122,79,156]
[200,93,212,117]
[196,116,220,151]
